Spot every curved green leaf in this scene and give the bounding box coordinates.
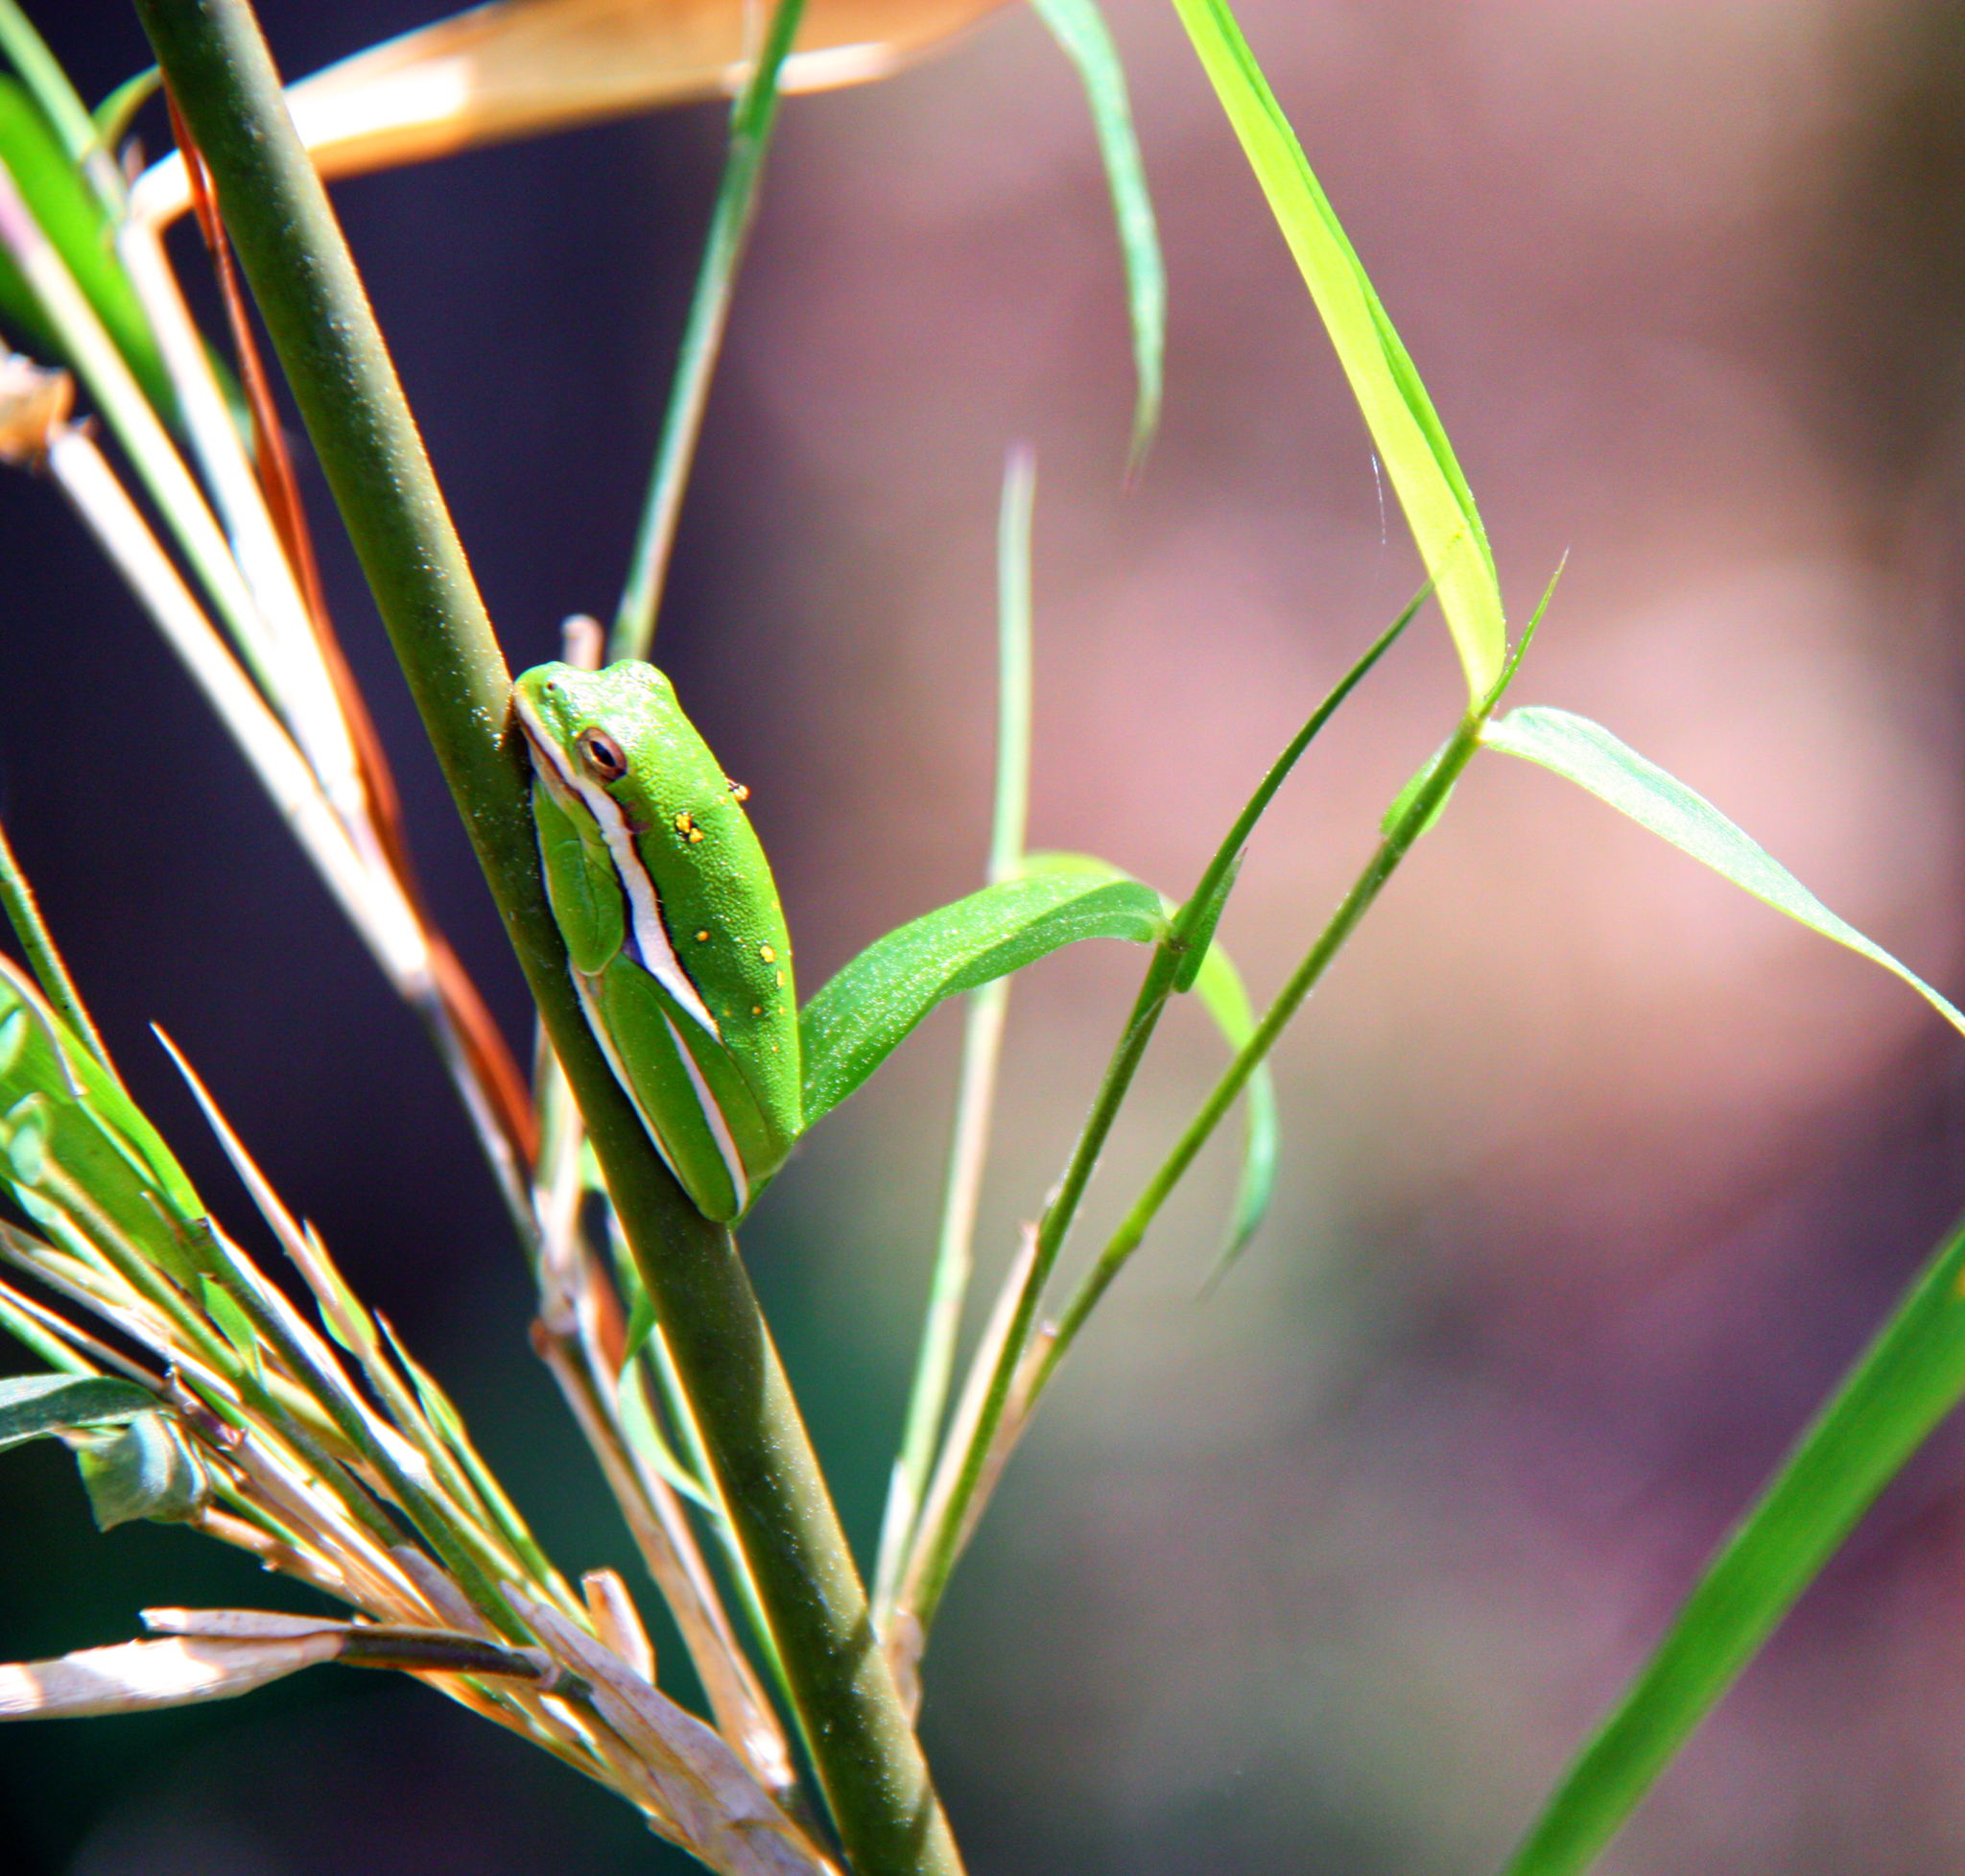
[799,870,1166,1128]
[0,1371,154,1452]
[1188,935,1278,1279]
[1031,0,1164,462]
[1021,850,1279,1267]
[1501,1209,1965,1876]
[1482,707,1965,1041]
[1169,0,1503,699]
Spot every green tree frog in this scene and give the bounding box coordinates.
[513,661,801,1223]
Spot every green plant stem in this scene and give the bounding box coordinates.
[0,815,118,1080]
[1031,712,1483,1399]
[903,595,1425,1629]
[133,6,957,1869]
[610,0,807,661]
[876,450,1034,1616]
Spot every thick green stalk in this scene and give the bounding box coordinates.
[132,7,957,1869]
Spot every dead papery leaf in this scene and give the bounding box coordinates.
[0,353,72,464]
[133,0,1013,225]
[508,1586,838,1876]
[0,1632,342,1719]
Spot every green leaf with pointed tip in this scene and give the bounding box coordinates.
[1172,850,1241,995]
[1168,0,1503,700]
[1381,740,1456,841]
[1482,707,1965,1042]
[0,77,178,422]
[200,1276,262,1387]
[1188,937,1278,1278]
[799,870,1167,1128]
[0,1371,154,1451]
[70,1411,209,1528]
[1500,1209,1965,1876]
[1021,850,1279,1264]
[0,965,210,1284]
[1031,0,1164,462]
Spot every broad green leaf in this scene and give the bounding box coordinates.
[1168,0,1503,699]
[1482,707,1965,1042]
[1020,851,1279,1264]
[0,77,177,422]
[0,1371,154,1452]
[1501,1209,1965,1876]
[70,1412,209,1529]
[799,870,1167,1127]
[1030,0,1164,461]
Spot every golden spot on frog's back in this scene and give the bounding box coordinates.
[696,930,711,942]
[759,944,776,963]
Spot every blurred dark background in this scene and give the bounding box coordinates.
[9,1,1965,1870]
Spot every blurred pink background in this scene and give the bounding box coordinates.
[9,2,1965,1871]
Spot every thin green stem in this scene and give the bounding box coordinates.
[609,0,807,661]
[0,816,117,1080]
[875,449,1035,1618]
[134,6,955,1866]
[1031,712,1485,1398]
[903,595,1425,1629]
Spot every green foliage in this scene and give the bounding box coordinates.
[799,870,1166,1128]
[0,1371,154,1450]
[0,76,175,418]
[1500,1209,1965,1876]
[1031,0,1164,460]
[1484,707,1965,1040]
[1169,0,1504,700]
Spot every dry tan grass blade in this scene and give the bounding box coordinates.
[133,0,1013,226]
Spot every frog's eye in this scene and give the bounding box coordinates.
[579,729,628,781]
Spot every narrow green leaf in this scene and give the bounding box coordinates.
[1189,936,1278,1280]
[0,0,104,180]
[1022,850,1279,1264]
[200,1275,262,1387]
[799,870,1166,1128]
[0,78,175,421]
[1172,850,1241,994]
[1501,1210,1965,1876]
[1380,740,1456,840]
[0,1371,154,1451]
[70,1411,209,1528]
[1030,0,1164,461]
[93,68,160,150]
[1168,0,1503,699]
[1483,707,1965,1042]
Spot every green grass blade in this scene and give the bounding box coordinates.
[1501,1209,1965,1876]
[610,0,807,661]
[1188,936,1277,1279]
[1019,849,1278,1267]
[877,448,1037,1619]
[1031,0,1164,462]
[1483,707,1965,1041]
[1168,0,1503,698]
[0,0,112,197]
[0,77,175,420]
